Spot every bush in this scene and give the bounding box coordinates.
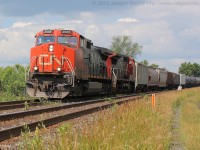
[0,64,27,101]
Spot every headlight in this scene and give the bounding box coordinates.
[34,66,38,71]
[49,45,54,52]
[57,67,61,72]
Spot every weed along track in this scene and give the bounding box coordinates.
[0,94,144,142]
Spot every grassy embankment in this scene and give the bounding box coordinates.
[178,88,200,149]
[19,88,200,150]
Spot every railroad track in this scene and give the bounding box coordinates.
[0,94,121,111]
[0,99,40,111]
[0,94,143,142]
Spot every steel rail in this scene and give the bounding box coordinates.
[0,99,39,106]
[0,100,32,106]
[0,101,41,111]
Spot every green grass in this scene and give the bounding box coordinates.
[19,88,200,150]
[179,88,200,149]
[0,92,28,102]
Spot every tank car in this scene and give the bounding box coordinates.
[195,77,200,86]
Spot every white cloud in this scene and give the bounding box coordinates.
[117,18,139,23]
[179,25,200,40]
[80,12,96,20]
[1,4,200,73]
[65,20,83,24]
[11,21,33,28]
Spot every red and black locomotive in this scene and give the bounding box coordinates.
[26,29,135,99]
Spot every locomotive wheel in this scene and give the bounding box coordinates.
[70,83,83,97]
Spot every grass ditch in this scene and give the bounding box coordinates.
[18,88,200,150]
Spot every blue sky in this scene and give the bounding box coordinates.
[0,0,200,72]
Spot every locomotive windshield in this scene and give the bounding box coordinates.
[36,36,55,45]
[58,36,77,47]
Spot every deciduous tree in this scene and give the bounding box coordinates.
[150,64,159,68]
[140,60,148,66]
[179,62,200,76]
[110,35,142,58]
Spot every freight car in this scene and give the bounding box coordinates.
[26,29,199,99]
[135,63,148,92]
[166,72,180,89]
[195,77,200,86]
[157,68,168,89]
[148,67,159,89]
[185,76,195,87]
[180,74,186,88]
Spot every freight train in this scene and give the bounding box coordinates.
[26,29,200,99]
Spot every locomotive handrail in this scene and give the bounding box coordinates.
[25,56,38,81]
[112,67,117,80]
[62,56,75,87]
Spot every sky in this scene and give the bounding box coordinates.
[0,0,200,73]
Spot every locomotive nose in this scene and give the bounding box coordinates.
[31,43,67,73]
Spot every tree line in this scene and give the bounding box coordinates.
[179,62,200,77]
[0,64,26,101]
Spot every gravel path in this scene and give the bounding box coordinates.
[170,107,184,150]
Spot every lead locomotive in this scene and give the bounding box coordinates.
[26,29,135,99]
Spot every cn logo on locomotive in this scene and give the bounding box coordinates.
[39,54,62,66]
